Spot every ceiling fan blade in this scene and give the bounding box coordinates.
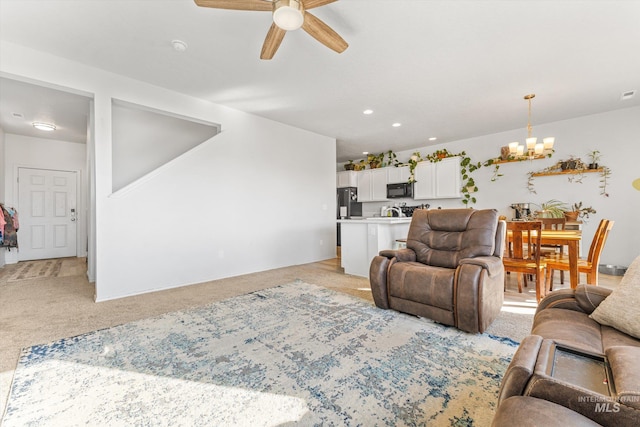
[261,23,287,59]
[302,0,338,10]
[301,11,348,53]
[194,0,272,11]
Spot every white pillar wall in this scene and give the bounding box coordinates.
[1,41,337,300]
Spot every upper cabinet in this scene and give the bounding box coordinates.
[414,157,462,200]
[338,159,461,201]
[413,161,436,199]
[434,157,462,198]
[386,165,411,184]
[357,168,388,202]
[336,170,358,188]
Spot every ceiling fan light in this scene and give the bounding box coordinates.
[33,122,56,131]
[273,0,304,31]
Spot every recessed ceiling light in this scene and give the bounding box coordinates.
[363,109,373,115]
[392,123,402,127]
[429,137,437,141]
[32,122,56,131]
[362,151,369,155]
[621,90,636,100]
[172,40,188,52]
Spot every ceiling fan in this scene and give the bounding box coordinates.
[194,0,348,60]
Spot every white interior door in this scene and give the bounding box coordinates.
[18,168,77,261]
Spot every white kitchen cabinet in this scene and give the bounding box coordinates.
[357,168,388,202]
[435,157,462,198]
[413,157,462,200]
[413,161,436,199]
[386,165,411,183]
[336,170,358,188]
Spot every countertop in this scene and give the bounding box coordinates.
[337,217,412,224]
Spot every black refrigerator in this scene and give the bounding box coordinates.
[336,187,362,246]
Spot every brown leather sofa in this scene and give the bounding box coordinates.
[369,208,505,333]
[495,285,640,426]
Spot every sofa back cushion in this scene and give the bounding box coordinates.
[590,254,640,339]
[406,208,499,269]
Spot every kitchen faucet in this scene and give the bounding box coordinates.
[382,207,403,217]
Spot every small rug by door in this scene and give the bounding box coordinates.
[5,259,63,282]
[3,281,518,426]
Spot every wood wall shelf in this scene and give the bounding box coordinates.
[491,155,548,164]
[531,168,603,177]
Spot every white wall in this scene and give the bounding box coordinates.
[3,134,88,261]
[1,41,337,301]
[342,106,640,267]
[0,126,5,268]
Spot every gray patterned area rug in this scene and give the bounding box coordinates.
[3,281,518,426]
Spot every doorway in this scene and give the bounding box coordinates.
[17,167,78,261]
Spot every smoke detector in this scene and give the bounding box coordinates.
[171,40,188,52]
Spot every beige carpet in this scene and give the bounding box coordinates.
[0,256,621,419]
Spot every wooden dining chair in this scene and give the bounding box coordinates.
[503,221,547,302]
[545,219,614,290]
[538,217,567,284]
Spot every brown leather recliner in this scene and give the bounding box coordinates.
[369,208,506,333]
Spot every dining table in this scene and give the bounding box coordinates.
[506,227,582,296]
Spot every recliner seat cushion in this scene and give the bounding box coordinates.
[407,209,498,269]
[388,262,455,311]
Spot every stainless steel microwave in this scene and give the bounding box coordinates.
[387,182,413,199]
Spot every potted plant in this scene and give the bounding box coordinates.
[344,160,356,171]
[367,153,384,169]
[587,150,601,169]
[564,202,596,222]
[560,156,578,170]
[425,149,453,162]
[535,199,567,218]
[354,159,367,171]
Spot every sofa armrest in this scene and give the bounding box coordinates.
[607,346,640,411]
[536,289,585,314]
[498,335,544,405]
[459,256,503,278]
[575,285,612,314]
[378,248,416,263]
[537,285,613,315]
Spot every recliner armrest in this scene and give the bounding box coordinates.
[459,256,503,278]
[378,248,416,262]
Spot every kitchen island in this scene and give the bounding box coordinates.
[337,217,412,278]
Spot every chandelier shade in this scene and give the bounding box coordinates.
[508,94,555,159]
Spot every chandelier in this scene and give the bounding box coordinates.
[508,94,555,159]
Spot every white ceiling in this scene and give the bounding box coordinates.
[0,77,91,144]
[1,0,639,161]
